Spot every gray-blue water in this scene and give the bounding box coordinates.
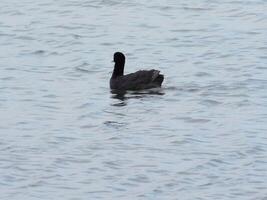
[1,0,267,199]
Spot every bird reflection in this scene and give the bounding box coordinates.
[110,89,127,101]
[110,88,165,106]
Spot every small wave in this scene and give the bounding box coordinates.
[104,120,126,128]
[164,86,179,91]
[100,42,116,46]
[195,72,212,77]
[75,67,92,73]
[33,50,46,54]
[16,35,35,41]
[179,117,211,123]
[72,34,83,39]
[164,85,201,93]
[170,28,207,33]
[55,25,83,30]
[1,76,15,81]
[201,99,222,106]
[75,63,100,74]
[181,6,212,11]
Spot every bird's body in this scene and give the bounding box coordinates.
[110,52,164,90]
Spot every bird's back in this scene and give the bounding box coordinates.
[110,69,164,90]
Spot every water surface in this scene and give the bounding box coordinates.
[0,0,267,199]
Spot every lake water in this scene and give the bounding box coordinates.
[0,0,267,199]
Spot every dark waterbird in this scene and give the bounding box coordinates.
[110,52,164,90]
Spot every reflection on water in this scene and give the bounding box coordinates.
[110,88,165,106]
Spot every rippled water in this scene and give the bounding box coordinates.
[1,0,267,199]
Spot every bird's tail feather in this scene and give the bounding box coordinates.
[153,74,164,86]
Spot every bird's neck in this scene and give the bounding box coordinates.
[112,62,124,78]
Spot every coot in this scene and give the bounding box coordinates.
[110,52,164,90]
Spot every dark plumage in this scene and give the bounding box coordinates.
[110,52,164,90]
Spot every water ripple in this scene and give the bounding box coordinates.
[0,0,267,199]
